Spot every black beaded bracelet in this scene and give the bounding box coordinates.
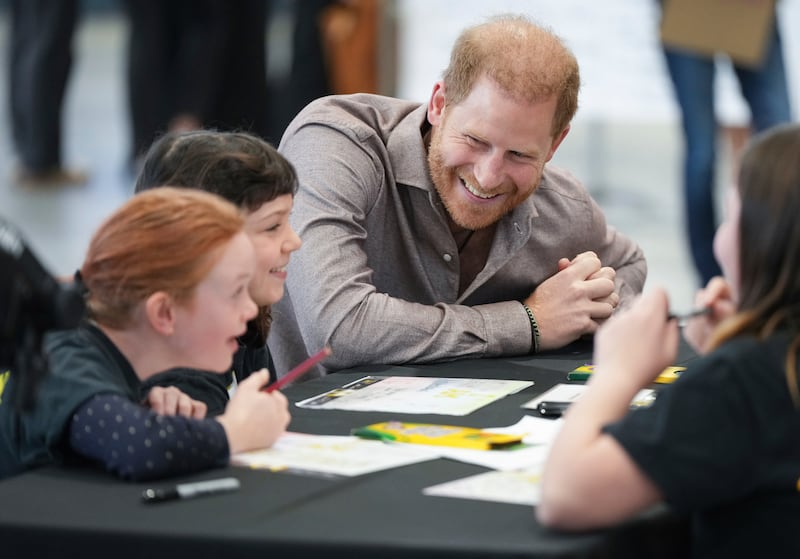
[521,303,541,354]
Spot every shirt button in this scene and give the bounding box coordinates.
[443,253,452,262]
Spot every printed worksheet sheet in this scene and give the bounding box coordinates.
[296,376,533,416]
[423,467,544,506]
[232,432,440,477]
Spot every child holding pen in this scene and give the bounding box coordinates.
[0,189,290,481]
[538,123,800,557]
[134,131,304,414]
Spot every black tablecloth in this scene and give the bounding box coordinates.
[0,339,696,558]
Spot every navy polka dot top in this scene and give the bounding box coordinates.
[70,393,229,481]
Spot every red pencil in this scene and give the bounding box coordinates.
[265,346,332,392]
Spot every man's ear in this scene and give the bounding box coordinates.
[545,124,571,163]
[144,292,176,335]
[427,80,446,126]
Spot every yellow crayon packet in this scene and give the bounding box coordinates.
[567,364,686,384]
[352,421,524,450]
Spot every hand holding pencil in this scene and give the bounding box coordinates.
[218,370,290,453]
[684,276,737,355]
[265,346,332,392]
[220,347,331,453]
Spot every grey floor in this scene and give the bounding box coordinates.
[0,12,705,314]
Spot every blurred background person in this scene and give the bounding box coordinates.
[123,0,270,168]
[267,0,381,142]
[8,0,87,186]
[658,0,793,285]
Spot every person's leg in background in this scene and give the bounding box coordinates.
[734,18,792,135]
[123,0,173,168]
[8,0,85,186]
[271,0,335,140]
[209,0,270,141]
[663,48,722,285]
[8,0,28,165]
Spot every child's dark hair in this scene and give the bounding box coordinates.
[709,123,800,403]
[135,130,299,344]
[135,130,297,208]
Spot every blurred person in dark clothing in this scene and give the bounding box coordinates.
[124,0,270,166]
[8,0,87,187]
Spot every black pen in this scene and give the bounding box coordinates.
[141,477,240,504]
[536,401,571,417]
[667,307,710,326]
[269,465,344,480]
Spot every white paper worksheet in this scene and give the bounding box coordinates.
[296,376,533,416]
[423,467,544,506]
[232,432,440,477]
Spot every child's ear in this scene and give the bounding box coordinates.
[144,292,176,335]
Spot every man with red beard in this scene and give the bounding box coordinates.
[270,14,646,377]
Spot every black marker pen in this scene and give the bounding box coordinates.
[667,307,710,326]
[536,401,571,417]
[142,477,240,504]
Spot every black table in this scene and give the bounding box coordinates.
[0,340,696,558]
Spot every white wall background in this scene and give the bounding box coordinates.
[392,0,800,126]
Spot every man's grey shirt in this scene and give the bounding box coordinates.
[270,94,646,375]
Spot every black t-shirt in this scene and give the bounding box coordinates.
[605,333,800,558]
[0,324,140,478]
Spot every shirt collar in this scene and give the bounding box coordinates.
[387,103,435,192]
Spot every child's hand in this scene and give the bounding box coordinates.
[684,277,737,354]
[216,370,291,454]
[142,386,207,419]
[592,288,679,391]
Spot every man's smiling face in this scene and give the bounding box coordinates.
[426,75,567,230]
